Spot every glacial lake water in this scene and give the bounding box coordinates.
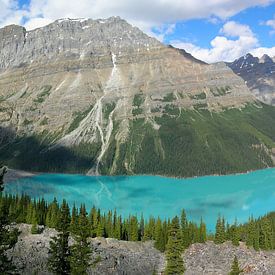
[5,168,275,232]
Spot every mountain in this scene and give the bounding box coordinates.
[227,53,275,105]
[0,17,275,177]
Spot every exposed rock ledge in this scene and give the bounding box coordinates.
[7,224,275,274]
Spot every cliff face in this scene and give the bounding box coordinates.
[227,53,275,105]
[0,17,275,177]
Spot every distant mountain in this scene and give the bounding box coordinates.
[227,53,275,105]
[0,17,275,177]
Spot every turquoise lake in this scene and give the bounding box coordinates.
[5,168,275,232]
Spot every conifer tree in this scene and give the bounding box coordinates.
[199,218,207,243]
[31,207,39,234]
[129,216,139,241]
[70,204,78,235]
[181,209,190,248]
[231,220,239,246]
[154,218,166,252]
[0,164,18,274]
[165,216,185,275]
[48,199,71,275]
[215,215,226,244]
[229,255,242,275]
[70,204,92,275]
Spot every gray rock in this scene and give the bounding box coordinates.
[227,53,275,105]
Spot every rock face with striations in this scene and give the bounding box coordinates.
[0,17,275,177]
[227,53,275,105]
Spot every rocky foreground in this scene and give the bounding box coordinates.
[7,224,275,274]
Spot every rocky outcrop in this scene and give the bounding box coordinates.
[9,224,165,275]
[8,224,275,275]
[184,241,275,275]
[227,53,275,105]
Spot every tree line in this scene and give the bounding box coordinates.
[1,192,275,274]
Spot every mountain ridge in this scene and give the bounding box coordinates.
[227,53,275,105]
[0,17,275,177]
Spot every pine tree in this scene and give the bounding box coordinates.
[154,218,166,252]
[229,255,242,275]
[48,199,71,275]
[215,215,226,244]
[181,209,190,248]
[199,218,207,243]
[165,216,185,275]
[0,164,18,274]
[231,220,239,246]
[70,205,92,275]
[31,207,39,234]
[70,204,78,235]
[129,216,139,241]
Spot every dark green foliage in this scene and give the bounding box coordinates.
[133,94,144,107]
[211,86,231,97]
[229,256,242,275]
[165,216,185,275]
[0,134,99,173]
[190,92,206,100]
[132,108,143,116]
[0,165,18,274]
[117,103,275,178]
[103,102,116,120]
[1,104,275,178]
[48,200,71,275]
[67,106,93,133]
[215,215,226,244]
[70,205,92,275]
[162,93,176,102]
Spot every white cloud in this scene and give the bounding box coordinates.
[171,21,275,63]
[250,47,275,57]
[264,15,275,34]
[0,1,274,62]
[220,21,254,37]
[0,0,274,31]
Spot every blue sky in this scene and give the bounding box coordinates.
[1,0,274,63]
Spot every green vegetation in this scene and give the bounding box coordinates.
[162,93,176,102]
[0,134,100,173]
[0,165,19,274]
[190,92,206,100]
[132,94,144,116]
[229,256,242,275]
[1,103,275,177]
[102,103,275,177]
[211,86,231,97]
[67,106,93,133]
[132,108,143,116]
[1,189,275,274]
[22,118,32,126]
[103,102,116,120]
[165,217,185,274]
[34,85,52,104]
[48,200,71,274]
[133,93,144,107]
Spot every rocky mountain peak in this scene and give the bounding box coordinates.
[0,16,162,70]
[259,54,274,64]
[227,53,275,105]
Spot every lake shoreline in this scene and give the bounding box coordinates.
[4,166,275,182]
